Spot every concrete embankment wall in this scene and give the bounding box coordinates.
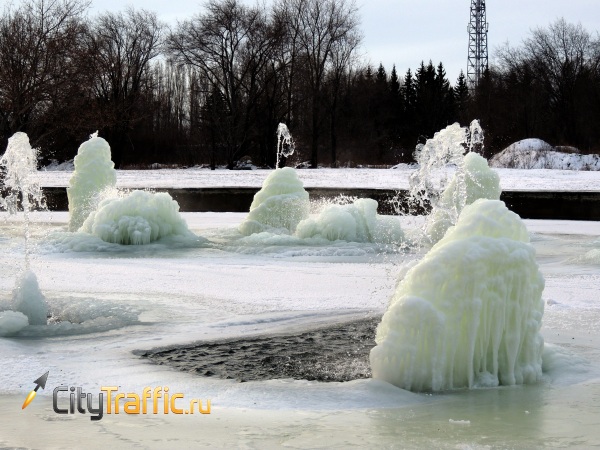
[43,187,600,221]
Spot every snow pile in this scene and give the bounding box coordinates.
[67,134,117,231]
[11,270,48,326]
[239,167,310,235]
[81,190,195,245]
[370,199,545,391]
[0,132,45,214]
[425,152,501,243]
[490,139,600,170]
[296,198,404,244]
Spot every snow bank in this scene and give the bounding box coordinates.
[490,139,600,170]
[425,152,501,243]
[81,190,195,245]
[296,198,404,244]
[67,134,117,231]
[239,167,310,235]
[370,199,545,391]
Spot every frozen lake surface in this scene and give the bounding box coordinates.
[0,212,599,448]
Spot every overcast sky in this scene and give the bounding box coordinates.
[90,0,600,83]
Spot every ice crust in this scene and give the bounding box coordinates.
[239,167,310,235]
[67,134,117,231]
[425,152,501,243]
[296,198,404,244]
[81,190,195,245]
[370,199,545,391]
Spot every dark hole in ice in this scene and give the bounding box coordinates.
[139,317,380,382]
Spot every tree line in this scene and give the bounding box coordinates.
[1,0,598,169]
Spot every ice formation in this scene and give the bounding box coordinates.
[239,167,310,235]
[0,311,29,336]
[370,199,545,392]
[425,152,501,243]
[81,190,195,245]
[11,270,48,326]
[296,198,404,244]
[67,133,117,231]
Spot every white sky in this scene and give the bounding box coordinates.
[89,0,600,84]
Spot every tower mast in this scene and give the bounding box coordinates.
[467,0,489,87]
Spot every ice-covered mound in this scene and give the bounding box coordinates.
[490,138,600,170]
[425,152,501,243]
[296,198,404,244]
[239,167,310,235]
[81,190,195,245]
[11,270,48,326]
[370,199,545,392]
[0,311,29,336]
[67,134,117,231]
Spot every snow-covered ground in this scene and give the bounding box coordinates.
[0,211,599,448]
[37,166,600,191]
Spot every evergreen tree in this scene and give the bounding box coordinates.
[376,63,387,85]
[454,70,470,123]
[389,64,400,96]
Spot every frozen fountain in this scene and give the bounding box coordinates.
[0,132,49,334]
[409,120,500,244]
[239,124,310,235]
[67,132,117,231]
[370,199,545,391]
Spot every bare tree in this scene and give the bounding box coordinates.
[0,0,89,151]
[168,0,283,168]
[85,8,164,166]
[277,0,360,168]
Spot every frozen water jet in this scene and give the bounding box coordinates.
[276,123,295,169]
[81,190,196,245]
[67,133,117,231]
[296,198,404,244]
[370,199,545,391]
[0,132,49,332]
[425,152,501,243]
[0,132,45,266]
[239,167,310,236]
[409,120,500,244]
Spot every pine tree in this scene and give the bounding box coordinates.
[376,63,387,85]
[389,64,400,96]
[454,70,470,123]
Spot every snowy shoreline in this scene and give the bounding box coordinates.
[37,167,600,192]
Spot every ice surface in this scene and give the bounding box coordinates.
[490,138,600,170]
[296,198,404,244]
[10,270,48,326]
[239,167,310,235]
[425,152,501,243]
[81,190,196,245]
[67,134,117,231]
[371,199,545,391]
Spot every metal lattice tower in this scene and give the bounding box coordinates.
[467,0,489,87]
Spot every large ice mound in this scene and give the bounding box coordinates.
[425,152,501,243]
[296,198,404,244]
[67,134,117,231]
[81,190,195,245]
[370,199,545,391]
[239,167,310,235]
